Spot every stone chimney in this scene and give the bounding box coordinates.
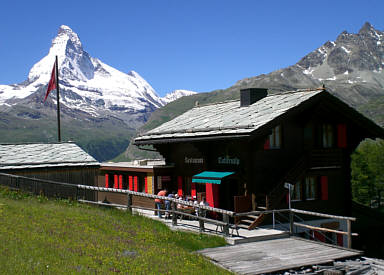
[240,88,268,107]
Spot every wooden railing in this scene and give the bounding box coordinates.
[0,172,357,246]
[233,208,357,248]
[76,184,235,236]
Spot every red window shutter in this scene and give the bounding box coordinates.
[191,182,196,198]
[105,174,109,188]
[145,177,148,193]
[177,176,183,196]
[129,176,133,191]
[205,183,213,207]
[321,176,328,200]
[264,138,270,150]
[337,124,347,148]
[134,176,138,192]
[114,175,118,189]
[119,175,123,189]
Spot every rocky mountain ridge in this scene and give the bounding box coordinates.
[233,22,384,106]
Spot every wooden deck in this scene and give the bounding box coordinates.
[198,237,362,275]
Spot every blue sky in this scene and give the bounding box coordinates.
[1,0,383,96]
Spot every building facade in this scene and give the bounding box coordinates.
[133,88,384,242]
[97,159,174,208]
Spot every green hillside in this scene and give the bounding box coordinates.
[0,186,229,274]
[0,103,134,162]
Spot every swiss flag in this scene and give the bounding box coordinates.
[43,60,57,102]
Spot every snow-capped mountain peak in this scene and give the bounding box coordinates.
[28,25,94,83]
[0,25,199,128]
[161,89,197,104]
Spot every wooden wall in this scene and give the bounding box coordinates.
[96,174,155,209]
[4,166,99,201]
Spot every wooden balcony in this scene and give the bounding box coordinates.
[309,148,343,168]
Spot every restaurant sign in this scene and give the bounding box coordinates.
[218,156,240,165]
[184,157,204,164]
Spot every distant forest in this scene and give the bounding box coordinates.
[351,138,384,209]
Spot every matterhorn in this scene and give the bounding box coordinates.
[0,25,195,161]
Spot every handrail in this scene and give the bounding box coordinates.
[77,185,236,216]
[293,222,358,237]
[291,208,356,221]
[233,209,291,217]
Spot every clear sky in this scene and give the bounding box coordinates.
[1,0,383,96]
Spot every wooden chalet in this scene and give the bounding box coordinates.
[0,142,100,200]
[133,88,384,245]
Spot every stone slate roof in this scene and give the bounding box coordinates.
[0,142,99,170]
[135,90,324,143]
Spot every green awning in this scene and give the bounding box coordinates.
[192,171,234,184]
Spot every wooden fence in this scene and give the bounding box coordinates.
[0,172,357,246]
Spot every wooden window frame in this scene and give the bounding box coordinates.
[291,181,302,202]
[265,125,282,149]
[322,123,334,148]
[305,176,318,201]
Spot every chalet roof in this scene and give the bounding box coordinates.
[0,142,99,170]
[135,90,323,143]
[135,89,384,144]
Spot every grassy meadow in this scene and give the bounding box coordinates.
[0,186,230,274]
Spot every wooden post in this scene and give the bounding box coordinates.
[289,210,294,235]
[198,208,204,232]
[223,214,229,236]
[127,193,132,214]
[34,180,37,195]
[347,219,352,248]
[171,201,177,226]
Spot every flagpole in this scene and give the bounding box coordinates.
[55,55,61,142]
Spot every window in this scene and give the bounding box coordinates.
[265,125,282,149]
[305,176,318,200]
[138,176,146,193]
[291,181,302,201]
[322,124,334,148]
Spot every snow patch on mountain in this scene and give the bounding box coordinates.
[161,89,197,104]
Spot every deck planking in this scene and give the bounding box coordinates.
[198,237,362,274]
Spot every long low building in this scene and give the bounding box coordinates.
[0,142,100,200]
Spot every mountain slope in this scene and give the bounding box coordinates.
[122,22,384,160]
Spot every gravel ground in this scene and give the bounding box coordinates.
[274,257,384,275]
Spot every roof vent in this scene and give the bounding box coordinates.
[240,88,268,107]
